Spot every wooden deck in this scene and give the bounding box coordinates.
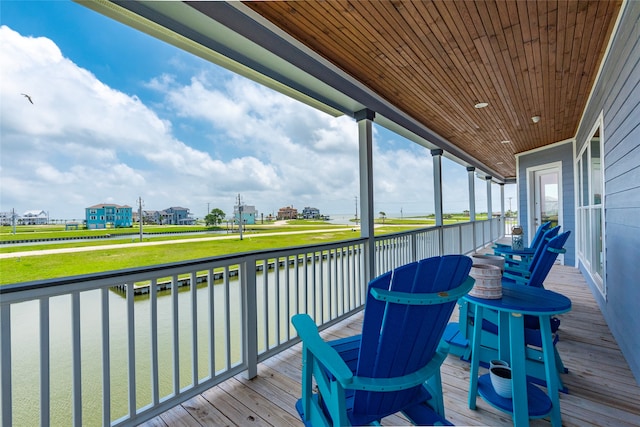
[141,263,640,426]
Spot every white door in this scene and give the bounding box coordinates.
[528,164,563,261]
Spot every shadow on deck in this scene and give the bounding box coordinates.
[141,263,640,426]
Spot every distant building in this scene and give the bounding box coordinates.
[133,207,195,225]
[234,204,257,225]
[1,210,50,225]
[161,206,195,225]
[86,203,133,229]
[277,206,298,220]
[0,211,20,226]
[133,210,158,224]
[21,210,49,225]
[23,211,47,225]
[302,206,321,219]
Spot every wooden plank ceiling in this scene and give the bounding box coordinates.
[243,0,621,179]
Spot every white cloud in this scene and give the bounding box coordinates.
[0,24,514,220]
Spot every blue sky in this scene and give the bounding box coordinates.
[1,1,514,220]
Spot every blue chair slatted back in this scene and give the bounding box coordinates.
[526,225,561,273]
[351,255,472,423]
[526,230,571,288]
[528,221,552,250]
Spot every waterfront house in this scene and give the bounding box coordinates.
[301,206,321,220]
[2,1,639,426]
[161,206,195,225]
[20,210,49,225]
[234,203,257,225]
[133,207,193,225]
[0,212,11,226]
[277,206,298,220]
[133,209,160,224]
[85,203,133,229]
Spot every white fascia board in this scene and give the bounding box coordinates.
[514,138,575,159]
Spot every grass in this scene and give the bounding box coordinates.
[0,222,352,242]
[0,225,226,241]
[0,216,482,285]
[1,228,383,285]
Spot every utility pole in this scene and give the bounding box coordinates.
[354,196,358,225]
[237,193,243,240]
[11,208,16,234]
[138,197,143,242]
[508,197,513,214]
[207,202,210,217]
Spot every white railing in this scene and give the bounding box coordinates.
[504,216,518,235]
[0,218,503,426]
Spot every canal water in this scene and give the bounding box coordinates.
[10,279,244,426]
[9,260,357,426]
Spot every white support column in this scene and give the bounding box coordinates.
[498,182,506,237]
[467,167,476,221]
[243,257,258,379]
[1,305,12,427]
[432,149,444,254]
[432,149,444,227]
[467,166,477,251]
[485,176,493,219]
[355,109,376,284]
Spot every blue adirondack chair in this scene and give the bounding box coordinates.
[501,225,561,279]
[502,229,569,292]
[497,224,559,271]
[292,255,474,426]
[493,221,551,252]
[450,231,572,391]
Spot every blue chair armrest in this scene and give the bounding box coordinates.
[350,346,447,392]
[504,264,530,277]
[292,314,353,385]
[494,247,535,256]
[492,242,511,249]
[503,269,531,286]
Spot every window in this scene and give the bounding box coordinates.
[577,116,605,296]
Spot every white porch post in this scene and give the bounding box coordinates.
[356,109,376,284]
[432,149,444,227]
[467,166,477,251]
[1,305,12,427]
[500,183,506,238]
[500,183,505,218]
[431,149,444,254]
[467,167,476,221]
[243,256,258,379]
[485,176,492,219]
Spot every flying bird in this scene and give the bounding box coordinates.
[21,93,33,104]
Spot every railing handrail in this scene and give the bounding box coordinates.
[0,218,504,427]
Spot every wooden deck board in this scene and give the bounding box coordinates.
[141,263,640,426]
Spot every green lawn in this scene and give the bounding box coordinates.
[0,216,482,285]
[1,228,368,285]
[0,224,224,241]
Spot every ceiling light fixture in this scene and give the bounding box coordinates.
[531,115,541,123]
[501,140,511,144]
[474,102,489,109]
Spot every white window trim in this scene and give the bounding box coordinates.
[576,111,606,298]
